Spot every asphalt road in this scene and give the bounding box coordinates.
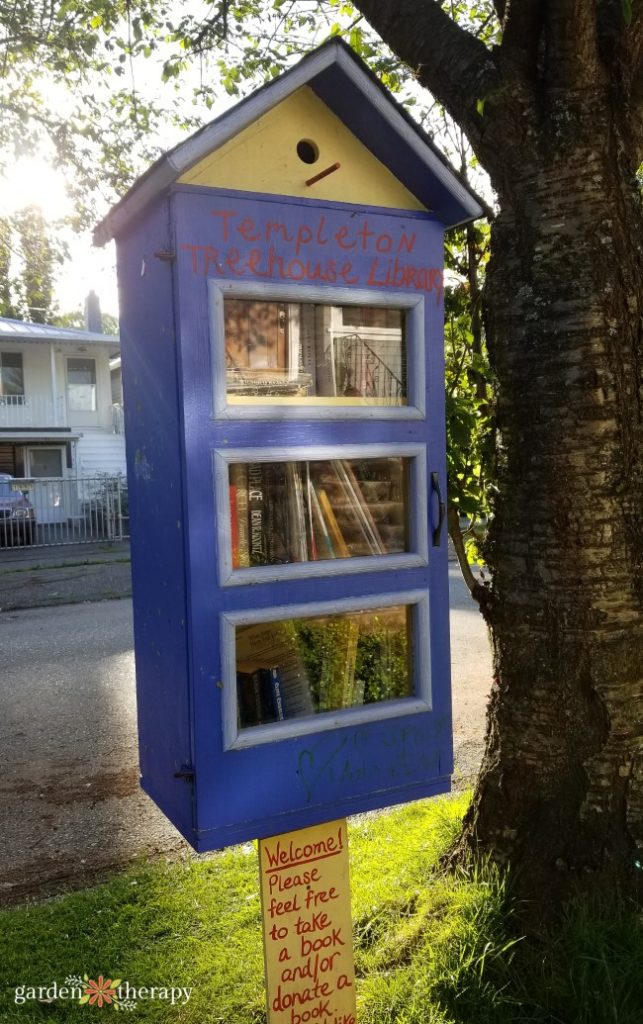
[0,569,492,905]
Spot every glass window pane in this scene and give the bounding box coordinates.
[67,358,96,411]
[0,352,24,397]
[235,604,412,728]
[225,300,406,405]
[229,456,408,569]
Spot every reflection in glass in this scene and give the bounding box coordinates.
[229,457,408,568]
[224,299,406,405]
[235,605,412,728]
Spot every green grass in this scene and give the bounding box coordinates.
[1,794,642,1023]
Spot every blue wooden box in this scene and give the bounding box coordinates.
[95,40,482,851]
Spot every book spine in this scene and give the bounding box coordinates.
[310,482,336,559]
[230,464,250,568]
[318,488,350,558]
[334,460,385,555]
[286,463,308,562]
[229,484,239,569]
[248,463,266,565]
[269,666,287,720]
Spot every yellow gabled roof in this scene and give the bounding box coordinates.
[178,87,426,211]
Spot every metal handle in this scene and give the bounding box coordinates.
[431,472,446,547]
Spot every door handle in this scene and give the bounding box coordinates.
[431,472,446,547]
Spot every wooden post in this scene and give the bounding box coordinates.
[259,819,356,1024]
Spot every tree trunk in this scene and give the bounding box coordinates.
[352,0,643,916]
[455,101,643,913]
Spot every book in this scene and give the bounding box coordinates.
[237,668,276,727]
[317,488,350,558]
[333,460,385,555]
[230,484,239,569]
[236,620,314,719]
[309,480,336,559]
[286,463,308,562]
[269,666,287,720]
[247,462,266,565]
[230,464,250,568]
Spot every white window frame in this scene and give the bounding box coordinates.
[209,279,426,420]
[0,351,25,402]
[221,589,431,750]
[213,443,429,587]
[66,356,97,413]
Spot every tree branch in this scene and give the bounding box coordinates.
[544,0,604,89]
[353,0,542,192]
[448,505,493,621]
[353,0,496,152]
[500,0,545,72]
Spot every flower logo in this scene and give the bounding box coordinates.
[79,976,122,1008]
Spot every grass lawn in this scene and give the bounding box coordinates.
[1,793,642,1023]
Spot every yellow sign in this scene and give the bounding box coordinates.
[259,819,357,1024]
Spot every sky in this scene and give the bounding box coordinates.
[0,15,490,327]
[0,155,118,319]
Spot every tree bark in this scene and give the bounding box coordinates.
[355,0,643,915]
[457,112,643,913]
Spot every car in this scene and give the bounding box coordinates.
[0,474,36,546]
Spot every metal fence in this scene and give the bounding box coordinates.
[0,475,129,549]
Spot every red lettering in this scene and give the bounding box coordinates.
[316,215,328,246]
[334,226,355,250]
[180,243,201,273]
[266,221,293,243]
[367,257,386,286]
[268,895,301,917]
[225,247,243,275]
[398,230,416,254]
[295,911,330,934]
[356,220,375,250]
[376,233,393,253]
[211,209,237,241]
[295,224,313,255]
[247,248,267,277]
[237,216,260,241]
[204,246,220,275]
[339,262,359,285]
[287,258,306,280]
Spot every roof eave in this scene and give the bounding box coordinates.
[94,39,484,245]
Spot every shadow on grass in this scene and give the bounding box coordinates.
[1,795,643,1023]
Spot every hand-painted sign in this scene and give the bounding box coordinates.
[179,207,444,302]
[259,819,356,1024]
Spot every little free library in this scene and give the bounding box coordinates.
[95,38,483,852]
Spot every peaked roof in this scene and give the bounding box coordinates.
[94,39,484,246]
[0,316,119,347]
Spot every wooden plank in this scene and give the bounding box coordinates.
[259,819,356,1024]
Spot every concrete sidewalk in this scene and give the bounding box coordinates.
[0,533,465,614]
[0,541,132,611]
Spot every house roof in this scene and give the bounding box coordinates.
[94,38,485,246]
[0,317,119,348]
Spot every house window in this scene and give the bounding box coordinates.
[0,352,24,403]
[67,357,97,411]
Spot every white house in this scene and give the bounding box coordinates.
[0,317,126,526]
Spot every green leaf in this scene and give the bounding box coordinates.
[622,0,633,25]
[476,96,486,116]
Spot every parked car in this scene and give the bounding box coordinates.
[0,474,36,545]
